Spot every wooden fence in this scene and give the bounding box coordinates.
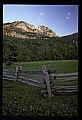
[3,64,78,98]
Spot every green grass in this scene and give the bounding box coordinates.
[3,60,78,73]
[3,80,78,116]
[3,60,78,116]
[54,80,78,86]
[20,60,78,73]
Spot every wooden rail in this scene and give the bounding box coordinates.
[3,74,45,88]
[52,76,78,82]
[51,72,78,77]
[21,70,56,74]
[3,64,78,98]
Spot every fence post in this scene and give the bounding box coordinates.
[15,64,18,82]
[47,64,51,79]
[18,64,22,76]
[42,65,52,98]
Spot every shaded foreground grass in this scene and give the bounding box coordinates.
[2,80,78,116]
[3,60,78,116]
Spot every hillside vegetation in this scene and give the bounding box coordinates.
[3,33,78,65]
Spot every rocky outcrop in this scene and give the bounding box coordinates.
[3,20,56,38]
[38,26,56,37]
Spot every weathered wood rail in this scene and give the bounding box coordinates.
[51,72,78,77]
[3,64,78,98]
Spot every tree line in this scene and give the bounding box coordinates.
[3,34,78,65]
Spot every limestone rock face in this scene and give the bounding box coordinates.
[38,26,56,37]
[3,20,56,38]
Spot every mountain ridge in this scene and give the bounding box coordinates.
[3,20,57,39]
[3,22,78,63]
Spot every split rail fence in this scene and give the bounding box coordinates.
[3,64,78,98]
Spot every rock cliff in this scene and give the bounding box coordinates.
[3,20,56,39]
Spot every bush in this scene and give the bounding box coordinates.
[5,61,13,66]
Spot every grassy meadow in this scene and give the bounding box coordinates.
[2,60,78,116]
[3,60,78,73]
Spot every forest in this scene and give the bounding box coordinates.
[3,33,78,65]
